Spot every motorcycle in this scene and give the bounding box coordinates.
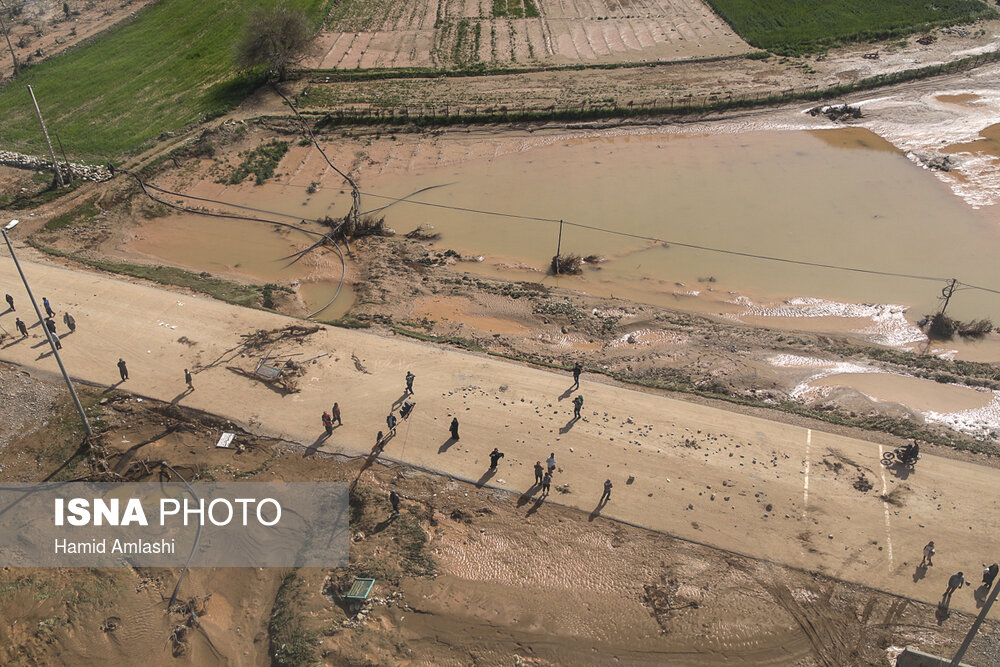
[881,447,919,468]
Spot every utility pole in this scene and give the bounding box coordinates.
[2,220,92,437]
[0,2,18,79]
[939,278,958,315]
[26,85,64,188]
[950,576,999,666]
[554,219,564,274]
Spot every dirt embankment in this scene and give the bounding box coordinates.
[1,361,996,666]
[18,121,1000,455]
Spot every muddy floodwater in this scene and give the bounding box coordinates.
[141,126,1000,339]
[127,214,355,318]
[807,372,994,414]
[355,128,1000,325]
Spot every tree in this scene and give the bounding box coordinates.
[236,5,313,81]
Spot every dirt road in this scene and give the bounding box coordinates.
[1,255,996,613]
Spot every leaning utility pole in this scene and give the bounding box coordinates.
[2,220,92,437]
[26,85,64,188]
[939,278,958,315]
[950,576,999,666]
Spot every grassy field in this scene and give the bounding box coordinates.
[705,0,995,54]
[0,0,329,160]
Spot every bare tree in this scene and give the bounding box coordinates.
[236,5,313,81]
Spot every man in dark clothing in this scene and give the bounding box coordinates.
[600,479,613,503]
[63,312,76,333]
[389,490,400,515]
[387,413,397,432]
[944,572,965,601]
[534,461,544,485]
[322,412,333,435]
[983,564,999,589]
[572,361,582,388]
[489,447,505,470]
[44,317,56,335]
[450,417,460,440]
[4,293,12,311]
[573,394,584,419]
[541,471,552,496]
[185,369,193,390]
[15,318,27,337]
[42,297,54,318]
[405,371,415,394]
[331,402,342,425]
[117,358,128,381]
[376,430,384,447]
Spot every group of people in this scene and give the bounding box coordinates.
[920,541,999,605]
[3,293,77,349]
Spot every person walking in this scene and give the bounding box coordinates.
[389,490,400,515]
[547,452,556,473]
[572,361,582,388]
[920,540,935,567]
[331,402,342,426]
[62,312,76,333]
[541,471,552,497]
[50,331,61,350]
[983,563,999,589]
[4,293,13,311]
[15,317,27,338]
[322,411,333,435]
[117,358,129,381]
[450,417,460,440]
[387,413,397,433]
[184,369,193,390]
[573,394,584,419]
[600,479,613,504]
[944,572,965,601]
[44,317,56,335]
[405,370,415,394]
[375,430,384,448]
[489,447,505,470]
[42,297,54,318]
[534,461,544,485]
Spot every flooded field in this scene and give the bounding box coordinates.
[139,125,1000,348]
[354,127,1000,325]
[126,213,355,318]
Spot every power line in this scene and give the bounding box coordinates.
[141,177,1000,295]
[125,171,349,318]
[359,191,959,285]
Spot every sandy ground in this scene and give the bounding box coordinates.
[0,252,998,619]
[2,363,996,665]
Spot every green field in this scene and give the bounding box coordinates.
[0,0,328,160]
[705,0,995,54]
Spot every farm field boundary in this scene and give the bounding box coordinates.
[0,0,331,160]
[704,0,996,55]
[294,49,1000,126]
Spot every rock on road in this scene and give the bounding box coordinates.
[1,256,997,613]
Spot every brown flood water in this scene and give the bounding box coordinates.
[137,127,1000,343]
[352,128,1000,324]
[808,372,994,414]
[127,214,355,318]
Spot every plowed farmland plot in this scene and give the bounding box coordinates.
[304,0,750,69]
